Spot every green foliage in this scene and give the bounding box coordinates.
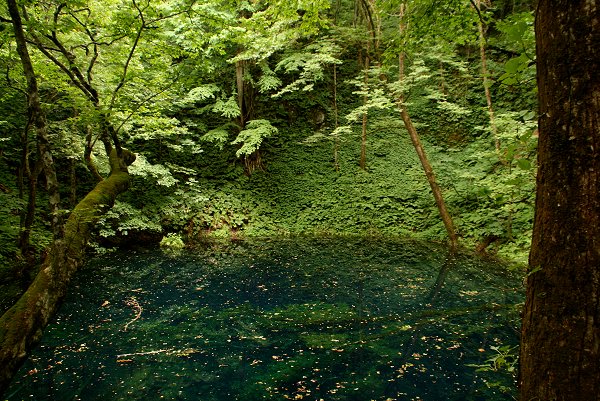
[232,119,278,158]
[129,155,179,187]
[213,95,241,119]
[257,63,282,93]
[0,0,539,264]
[0,191,23,265]
[97,200,163,238]
[467,344,519,395]
[159,233,185,250]
[273,40,342,97]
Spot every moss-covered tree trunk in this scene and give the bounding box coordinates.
[0,149,135,394]
[1,1,136,393]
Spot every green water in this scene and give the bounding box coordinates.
[5,237,523,401]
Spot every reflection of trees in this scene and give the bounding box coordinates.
[426,250,457,305]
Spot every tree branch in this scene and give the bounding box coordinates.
[115,76,179,133]
[469,0,485,26]
[67,9,99,84]
[108,0,146,112]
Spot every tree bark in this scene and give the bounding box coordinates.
[519,1,600,400]
[18,162,41,256]
[332,64,340,171]
[399,106,459,249]
[236,58,245,127]
[84,125,104,183]
[0,149,135,394]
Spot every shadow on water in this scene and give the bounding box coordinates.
[5,237,523,401]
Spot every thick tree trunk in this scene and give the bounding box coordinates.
[519,1,600,400]
[0,149,135,394]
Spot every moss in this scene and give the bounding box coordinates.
[0,149,136,393]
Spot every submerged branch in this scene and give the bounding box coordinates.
[123,296,143,331]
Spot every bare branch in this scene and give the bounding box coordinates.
[28,32,97,101]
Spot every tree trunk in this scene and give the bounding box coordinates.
[332,64,340,171]
[519,1,600,400]
[84,126,104,183]
[2,1,136,392]
[399,106,458,249]
[474,0,499,151]
[18,163,40,256]
[7,0,63,241]
[0,149,135,394]
[17,125,42,256]
[398,3,458,249]
[235,56,246,128]
[69,158,77,207]
[360,54,370,170]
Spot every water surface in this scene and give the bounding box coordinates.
[6,237,522,400]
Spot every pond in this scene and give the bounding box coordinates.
[5,237,523,401]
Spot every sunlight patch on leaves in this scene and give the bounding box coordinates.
[130,154,179,187]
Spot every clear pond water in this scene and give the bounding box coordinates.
[5,237,523,401]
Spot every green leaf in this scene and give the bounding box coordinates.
[516,158,532,170]
[232,119,278,157]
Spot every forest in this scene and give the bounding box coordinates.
[0,0,598,400]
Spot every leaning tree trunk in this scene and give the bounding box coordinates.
[398,3,458,249]
[0,149,135,394]
[519,1,600,400]
[398,104,458,249]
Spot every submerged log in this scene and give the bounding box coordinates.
[0,149,135,394]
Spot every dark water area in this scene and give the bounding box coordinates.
[5,237,523,401]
